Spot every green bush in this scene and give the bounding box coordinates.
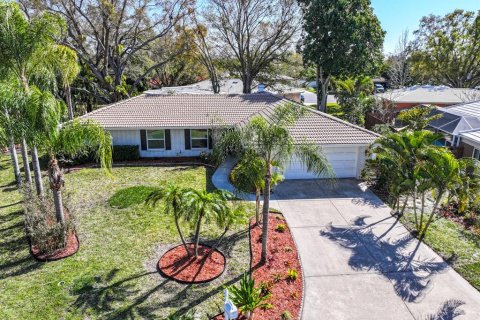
[286,269,298,281]
[229,272,271,316]
[113,145,140,162]
[276,223,286,232]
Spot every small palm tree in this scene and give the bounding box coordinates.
[229,272,271,320]
[146,184,190,256]
[43,119,112,224]
[183,189,234,258]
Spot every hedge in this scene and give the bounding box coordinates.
[112,145,140,162]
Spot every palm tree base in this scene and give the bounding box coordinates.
[30,231,79,262]
[158,243,226,284]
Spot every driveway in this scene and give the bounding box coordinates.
[271,179,480,320]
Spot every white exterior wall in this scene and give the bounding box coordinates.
[109,129,210,158]
[283,145,367,179]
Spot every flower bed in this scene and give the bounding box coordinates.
[158,243,226,284]
[31,231,79,261]
[250,214,303,319]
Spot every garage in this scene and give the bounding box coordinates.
[283,146,367,179]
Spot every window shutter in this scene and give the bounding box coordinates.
[184,129,191,150]
[165,129,171,150]
[140,130,147,150]
[208,130,213,150]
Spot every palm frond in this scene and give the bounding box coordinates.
[294,143,335,178]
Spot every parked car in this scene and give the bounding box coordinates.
[374,83,385,93]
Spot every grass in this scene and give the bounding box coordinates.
[0,154,252,319]
[400,212,480,291]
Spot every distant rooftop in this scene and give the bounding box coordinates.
[376,85,480,105]
[429,100,480,135]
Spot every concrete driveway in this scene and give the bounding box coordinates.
[271,179,480,320]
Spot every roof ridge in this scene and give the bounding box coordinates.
[78,94,146,118]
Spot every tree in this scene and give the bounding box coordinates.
[183,189,234,258]
[43,119,112,224]
[388,30,412,88]
[411,10,480,88]
[396,106,442,131]
[228,272,271,320]
[215,104,333,262]
[300,0,384,112]
[449,158,480,215]
[146,184,191,256]
[20,0,192,103]
[230,150,284,225]
[334,76,374,126]
[205,0,301,93]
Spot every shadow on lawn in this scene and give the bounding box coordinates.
[69,229,249,319]
[320,216,449,303]
[424,299,466,320]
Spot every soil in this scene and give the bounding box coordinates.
[158,243,226,283]
[31,231,79,261]
[212,214,303,319]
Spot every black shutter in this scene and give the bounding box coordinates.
[208,130,213,149]
[184,129,191,150]
[140,130,147,150]
[165,129,171,150]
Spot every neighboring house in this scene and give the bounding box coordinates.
[427,101,480,158]
[376,85,480,110]
[80,92,378,179]
[459,129,480,160]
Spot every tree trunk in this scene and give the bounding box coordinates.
[174,215,190,256]
[413,188,418,230]
[316,65,330,112]
[422,196,442,238]
[242,74,253,94]
[48,157,65,224]
[400,195,409,215]
[419,192,426,232]
[255,188,261,225]
[261,163,272,263]
[65,84,74,120]
[31,145,44,197]
[52,188,65,224]
[9,138,22,186]
[21,139,32,186]
[193,212,204,258]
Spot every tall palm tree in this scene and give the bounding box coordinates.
[0,2,79,194]
[146,184,191,256]
[184,189,234,258]
[215,103,334,262]
[43,119,112,224]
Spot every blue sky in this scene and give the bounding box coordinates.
[371,0,479,54]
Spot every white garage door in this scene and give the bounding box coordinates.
[283,146,362,179]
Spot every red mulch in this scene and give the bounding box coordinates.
[212,214,303,320]
[158,243,226,283]
[31,232,79,261]
[250,214,303,319]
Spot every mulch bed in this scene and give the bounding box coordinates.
[31,232,79,261]
[440,203,480,235]
[212,213,303,320]
[158,243,226,283]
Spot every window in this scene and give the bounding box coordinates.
[191,129,208,149]
[474,148,480,161]
[147,130,165,149]
[452,135,461,147]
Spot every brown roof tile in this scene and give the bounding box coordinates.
[80,93,378,145]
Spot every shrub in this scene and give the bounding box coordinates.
[281,311,292,320]
[284,246,293,252]
[229,272,271,317]
[272,273,282,283]
[259,281,274,295]
[260,303,273,310]
[276,223,286,232]
[290,291,299,299]
[113,145,140,162]
[286,269,298,281]
[199,151,214,164]
[23,188,75,255]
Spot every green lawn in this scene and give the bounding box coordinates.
[401,212,480,291]
[0,154,252,319]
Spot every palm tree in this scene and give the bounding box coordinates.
[0,2,79,195]
[43,119,112,224]
[449,158,480,214]
[183,189,234,258]
[215,103,333,263]
[334,76,374,125]
[146,184,191,256]
[230,150,284,225]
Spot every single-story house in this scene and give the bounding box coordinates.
[376,85,480,110]
[427,101,480,158]
[80,92,379,179]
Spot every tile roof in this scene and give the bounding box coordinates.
[80,93,378,145]
[460,129,480,144]
[376,85,480,104]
